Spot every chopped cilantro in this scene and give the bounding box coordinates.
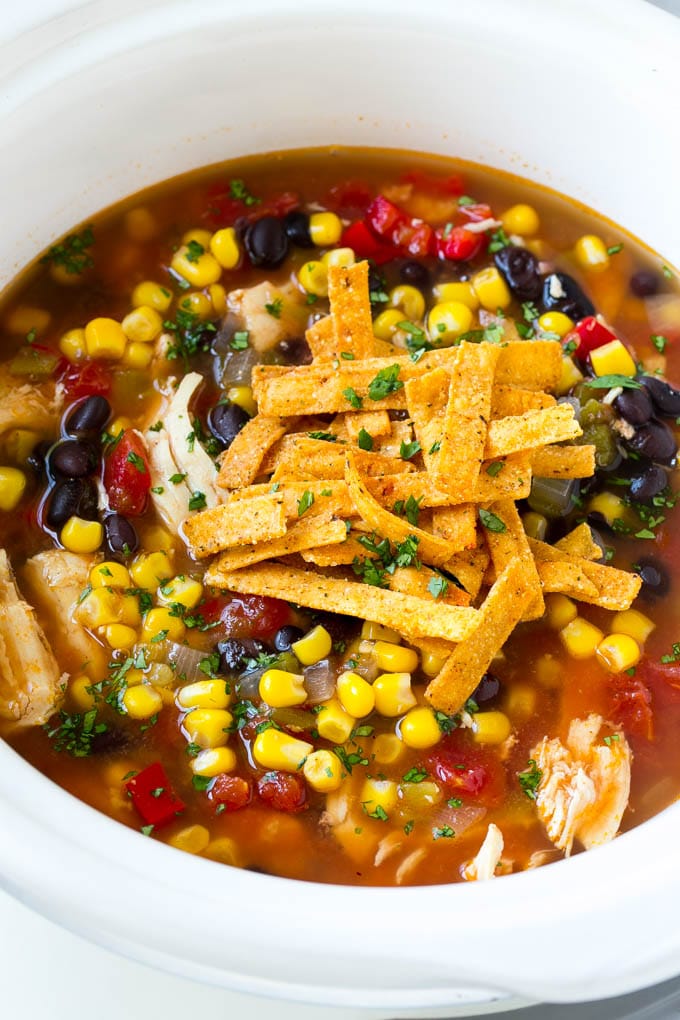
[458,195,476,206]
[428,440,441,454]
[230,331,249,350]
[487,227,510,253]
[126,451,147,474]
[229,178,260,206]
[363,802,389,822]
[607,243,624,256]
[169,472,187,484]
[343,387,363,409]
[403,766,428,783]
[585,374,640,390]
[447,797,463,808]
[427,574,449,599]
[188,490,207,511]
[486,461,504,477]
[404,820,415,835]
[661,642,680,664]
[651,334,668,354]
[340,351,355,360]
[368,364,403,400]
[393,494,422,527]
[399,439,421,460]
[308,431,337,442]
[518,759,543,800]
[192,775,213,791]
[44,709,107,757]
[433,825,455,840]
[40,225,95,275]
[265,297,283,319]
[357,428,374,451]
[297,489,314,516]
[185,239,205,263]
[479,508,507,533]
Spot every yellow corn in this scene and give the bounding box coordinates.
[226,385,257,417]
[501,203,540,236]
[122,342,153,370]
[69,675,96,712]
[373,732,405,764]
[168,824,210,855]
[132,280,173,312]
[124,207,158,242]
[556,354,584,396]
[177,679,232,710]
[106,416,131,438]
[292,624,332,666]
[587,491,635,529]
[389,285,426,322]
[421,649,448,678]
[4,429,40,464]
[472,710,512,745]
[89,560,131,589]
[252,728,313,772]
[182,227,213,248]
[535,654,563,689]
[157,575,203,609]
[122,684,163,719]
[538,311,574,338]
[75,588,121,628]
[504,683,537,721]
[180,292,213,320]
[545,593,578,631]
[183,708,233,748]
[373,308,405,341]
[84,318,127,360]
[121,305,163,344]
[471,267,512,311]
[297,260,328,297]
[399,706,441,749]
[59,327,87,362]
[141,606,186,644]
[303,749,343,792]
[208,283,227,316]
[5,305,51,337]
[398,780,442,815]
[124,669,145,687]
[521,510,548,541]
[373,641,419,674]
[139,524,175,554]
[596,633,641,674]
[191,746,237,777]
[336,671,375,718]
[373,673,418,717]
[611,608,655,645]
[0,467,27,511]
[308,211,342,246]
[590,339,637,378]
[146,664,175,688]
[210,227,241,270]
[560,616,604,659]
[315,698,355,743]
[427,301,473,344]
[574,234,610,272]
[130,550,174,589]
[321,247,355,269]
[103,624,137,650]
[171,244,222,287]
[360,777,398,819]
[120,594,143,628]
[360,621,401,643]
[61,517,103,554]
[433,281,479,310]
[259,669,307,708]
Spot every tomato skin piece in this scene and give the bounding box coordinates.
[427,734,506,807]
[126,762,185,828]
[435,225,484,262]
[103,430,151,517]
[60,360,112,401]
[568,316,618,361]
[257,771,307,813]
[458,202,493,223]
[210,774,252,812]
[326,179,373,216]
[608,675,654,741]
[199,593,291,640]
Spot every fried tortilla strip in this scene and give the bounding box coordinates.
[485,404,582,459]
[205,562,479,643]
[328,262,375,359]
[538,562,600,600]
[216,414,291,490]
[554,523,602,561]
[434,343,500,500]
[442,547,490,600]
[208,514,348,571]
[183,493,286,558]
[344,410,392,441]
[306,315,397,362]
[430,506,477,552]
[531,444,596,480]
[387,565,472,608]
[425,558,536,715]
[529,538,642,610]
[270,436,414,483]
[300,536,365,566]
[495,340,562,392]
[404,367,450,475]
[373,420,415,458]
[491,385,556,418]
[483,499,544,620]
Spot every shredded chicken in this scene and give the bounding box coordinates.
[531,713,631,855]
[0,550,65,725]
[462,823,504,881]
[0,365,61,438]
[227,280,307,352]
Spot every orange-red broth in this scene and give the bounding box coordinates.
[0,149,679,885]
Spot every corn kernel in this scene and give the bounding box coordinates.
[373,673,418,717]
[177,679,232,710]
[373,641,419,674]
[427,301,473,344]
[471,267,512,311]
[4,429,41,464]
[209,227,241,270]
[61,516,103,553]
[168,824,210,855]
[5,305,51,337]
[303,749,343,792]
[124,669,145,687]
[315,698,355,743]
[389,285,426,322]
[49,261,84,286]
[373,308,405,341]
[107,416,131,438]
[611,609,655,645]
[560,616,604,659]
[103,624,138,650]
[157,575,203,609]
[596,633,641,673]
[183,708,233,748]
[120,594,142,627]
[291,625,332,666]
[298,260,328,297]
[360,778,398,819]
[556,354,584,396]
[205,837,242,866]
[180,291,213,320]
[139,525,174,554]
[84,317,127,360]
[171,244,221,288]
[141,606,186,644]
[535,654,563,689]
[226,385,257,417]
[538,311,574,338]
[208,283,227,316]
[360,621,401,643]
[130,550,174,589]
[0,466,27,511]
[472,710,512,745]
[122,684,163,719]
[321,247,355,269]
[433,281,479,310]
[59,327,87,362]
[182,228,213,248]
[504,683,537,721]
[132,281,173,312]
[501,204,540,237]
[122,341,153,370]
[259,669,307,708]
[400,706,441,749]
[121,305,163,344]
[522,510,548,541]
[373,732,405,764]
[69,675,96,712]
[124,207,158,242]
[590,339,637,378]
[587,491,634,529]
[336,671,375,718]
[252,728,312,772]
[421,650,448,678]
[191,746,237,777]
[574,234,610,273]
[89,560,131,589]
[398,781,442,817]
[545,593,578,631]
[308,211,342,247]
[75,588,121,628]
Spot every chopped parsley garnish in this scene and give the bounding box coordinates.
[458,195,476,206]
[40,225,95,275]
[478,508,507,533]
[192,775,213,791]
[428,441,441,455]
[433,825,455,840]
[435,710,458,735]
[297,489,315,516]
[228,178,261,206]
[447,797,463,808]
[265,297,283,319]
[343,387,363,409]
[603,733,621,747]
[427,574,449,599]
[404,820,415,835]
[661,642,680,664]
[362,802,389,822]
[308,431,337,442]
[141,825,155,837]
[44,709,107,757]
[163,307,217,366]
[126,451,147,474]
[607,243,624,256]
[518,759,543,800]
[340,351,355,360]
[403,767,428,783]
[185,239,205,263]
[585,374,641,390]
[357,428,374,451]
[392,494,423,527]
[149,421,163,432]
[651,334,668,354]
[486,461,504,477]
[367,364,403,400]
[230,331,249,350]
[487,227,510,253]
[188,490,207,511]
[150,485,164,495]
[335,746,369,775]
[169,472,187,484]
[399,439,421,460]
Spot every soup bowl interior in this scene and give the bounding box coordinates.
[1,0,680,1012]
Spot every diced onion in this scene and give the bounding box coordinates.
[430,803,487,837]
[304,659,337,704]
[236,666,269,700]
[272,707,317,732]
[168,642,209,683]
[221,346,260,387]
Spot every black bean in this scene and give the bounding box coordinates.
[103,513,138,557]
[278,337,312,366]
[630,270,659,298]
[626,419,677,464]
[273,625,304,652]
[244,216,289,268]
[472,673,500,705]
[613,387,653,426]
[217,638,250,673]
[64,395,111,436]
[641,376,680,417]
[49,440,98,479]
[629,465,668,503]
[28,439,53,477]
[494,246,542,301]
[283,210,313,248]
[541,272,595,321]
[635,556,670,601]
[208,402,249,448]
[46,478,98,528]
[400,260,430,288]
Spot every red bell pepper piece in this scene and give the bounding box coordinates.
[435,225,484,262]
[365,195,406,238]
[392,218,435,258]
[59,360,112,401]
[364,195,436,259]
[199,593,291,639]
[568,316,617,360]
[427,733,506,807]
[340,221,389,261]
[103,429,151,517]
[126,762,185,828]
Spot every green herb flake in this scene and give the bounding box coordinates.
[486,461,504,478]
[651,334,668,354]
[368,364,403,400]
[185,239,205,264]
[169,472,187,484]
[44,708,107,757]
[188,490,207,511]
[230,331,250,350]
[428,440,441,455]
[458,195,476,207]
[479,508,507,533]
[404,820,415,835]
[447,797,463,808]
[126,451,147,474]
[140,824,155,837]
[357,428,374,451]
[343,387,363,409]
[518,759,543,800]
[399,439,421,460]
[297,489,315,517]
[661,642,680,665]
[264,297,283,319]
[340,351,355,360]
[403,767,428,784]
[363,803,389,822]
[603,733,621,747]
[228,178,261,206]
[150,485,165,495]
[40,225,95,275]
[427,574,449,599]
[433,825,455,840]
[585,374,641,390]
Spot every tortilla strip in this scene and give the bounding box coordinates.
[538,562,600,600]
[491,385,556,418]
[404,367,449,476]
[430,506,478,552]
[373,420,415,458]
[207,514,347,571]
[269,436,414,483]
[483,499,544,620]
[531,444,596,480]
[554,523,602,561]
[328,262,376,359]
[216,414,291,490]
[182,493,286,558]
[387,565,472,607]
[300,537,366,566]
[344,410,392,441]
[494,340,562,392]
[306,316,337,361]
[485,404,582,459]
[442,547,490,600]
[204,562,479,643]
[425,558,536,715]
[528,538,641,610]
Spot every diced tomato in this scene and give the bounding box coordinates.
[364,195,437,260]
[125,762,185,828]
[568,316,618,361]
[458,202,493,223]
[103,429,151,517]
[427,733,506,807]
[340,221,398,264]
[608,674,654,741]
[210,774,252,812]
[365,195,406,238]
[435,225,484,262]
[257,771,307,812]
[326,179,373,216]
[59,360,112,401]
[203,182,299,229]
[199,593,290,639]
[400,170,465,197]
[392,218,435,258]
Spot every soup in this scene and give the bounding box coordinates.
[0,148,679,885]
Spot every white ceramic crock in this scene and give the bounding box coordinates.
[1,0,679,1014]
